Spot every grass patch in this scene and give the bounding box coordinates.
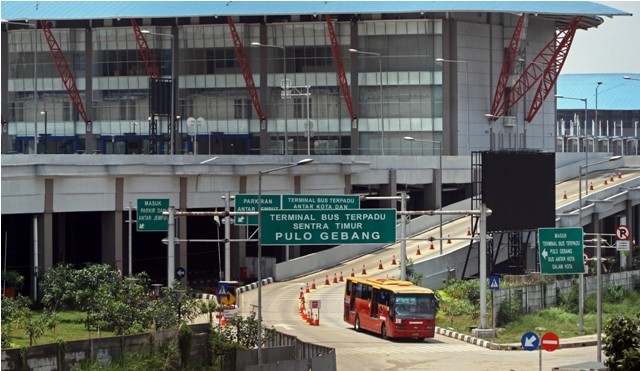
[8,310,117,347]
[444,289,640,344]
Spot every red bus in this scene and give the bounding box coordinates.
[344,277,437,340]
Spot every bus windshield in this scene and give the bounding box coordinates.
[394,294,437,319]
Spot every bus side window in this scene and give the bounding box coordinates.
[345,281,352,296]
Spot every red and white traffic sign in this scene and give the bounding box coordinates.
[541,332,560,352]
[616,225,630,241]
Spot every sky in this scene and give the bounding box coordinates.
[561,1,640,74]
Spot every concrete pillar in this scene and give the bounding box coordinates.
[379,170,397,208]
[235,176,248,280]
[101,178,123,273]
[179,177,188,283]
[43,179,54,272]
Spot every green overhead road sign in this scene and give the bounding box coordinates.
[234,194,281,225]
[282,194,360,209]
[137,198,169,231]
[235,194,361,224]
[538,227,585,275]
[260,209,397,245]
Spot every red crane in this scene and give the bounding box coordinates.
[227,16,265,125]
[130,18,162,80]
[326,16,356,124]
[39,20,90,126]
[488,16,582,123]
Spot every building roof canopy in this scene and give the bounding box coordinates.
[1,1,629,28]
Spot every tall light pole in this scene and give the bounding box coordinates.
[436,58,469,153]
[142,29,176,155]
[349,49,384,155]
[257,158,313,364]
[251,42,288,155]
[595,81,602,152]
[556,95,588,193]
[404,136,443,255]
[578,155,621,341]
[40,110,47,154]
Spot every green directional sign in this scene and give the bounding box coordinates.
[234,194,281,225]
[282,194,360,210]
[260,209,397,245]
[538,227,585,274]
[137,198,169,232]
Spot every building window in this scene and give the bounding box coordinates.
[294,97,311,119]
[234,99,252,119]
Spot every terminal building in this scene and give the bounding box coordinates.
[1,1,636,296]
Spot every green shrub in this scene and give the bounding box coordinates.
[496,294,522,327]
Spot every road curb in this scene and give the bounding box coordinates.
[236,277,274,293]
[436,327,598,351]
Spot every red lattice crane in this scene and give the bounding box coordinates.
[39,20,90,126]
[131,18,162,80]
[227,16,265,124]
[488,16,582,123]
[326,16,356,123]
[488,13,526,122]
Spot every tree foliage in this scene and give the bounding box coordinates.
[603,313,640,370]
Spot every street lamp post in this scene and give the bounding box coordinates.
[40,110,47,154]
[349,49,384,155]
[257,158,313,364]
[404,137,443,256]
[556,95,588,193]
[141,29,176,155]
[436,58,469,153]
[578,155,621,348]
[251,42,289,155]
[595,82,602,152]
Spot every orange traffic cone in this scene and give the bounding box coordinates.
[333,273,338,283]
[467,227,472,235]
[391,255,397,265]
[299,287,304,299]
[351,268,355,277]
[307,311,313,324]
[301,310,307,321]
[447,235,452,244]
[429,242,435,250]
[311,279,316,290]
[618,172,622,179]
[590,182,594,190]
[362,264,367,275]
[610,175,614,182]
[563,191,567,200]
[339,272,344,282]
[305,283,310,293]
[314,314,319,326]
[325,275,331,285]
[604,179,608,185]
[378,260,384,270]
[416,245,422,255]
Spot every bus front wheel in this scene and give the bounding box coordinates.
[381,323,388,340]
[354,316,361,332]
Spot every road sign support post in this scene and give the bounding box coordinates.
[167,206,175,287]
[400,192,407,281]
[479,203,488,329]
[224,192,231,281]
